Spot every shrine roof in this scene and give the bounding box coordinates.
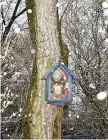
[42,62,74,80]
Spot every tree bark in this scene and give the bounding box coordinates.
[23,0,68,139]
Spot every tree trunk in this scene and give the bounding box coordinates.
[23,0,68,139]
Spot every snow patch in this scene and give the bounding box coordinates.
[4,72,7,76]
[105,20,108,25]
[31,49,35,54]
[27,9,32,13]
[14,28,20,34]
[105,38,108,43]
[0,2,7,6]
[96,91,108,100]
[102,1,108,8]
[77,115,79,118]
[14,72,21,75]
[82,29,85,33]
[98,28,105,33]
[56,2,60,7]
[103,9,108,16]
[89,83,96,89]
[68,113,71,117]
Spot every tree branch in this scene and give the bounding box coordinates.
[12,0,22,19]
[1,0,26,44]
[1,8,6,25]
[60,2,70,23]
[15,8,26,19]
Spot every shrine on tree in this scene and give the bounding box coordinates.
[42,62,75,106]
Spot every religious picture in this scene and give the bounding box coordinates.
[50,68,69,100]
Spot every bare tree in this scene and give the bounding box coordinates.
[62,0,108,138]
[1,0,26,43]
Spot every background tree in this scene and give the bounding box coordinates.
[1,0,26,43]
[1,0,33,138]
[62,0,108,138]
[1,0,108,139]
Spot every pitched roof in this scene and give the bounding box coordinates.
[42,62,74,80]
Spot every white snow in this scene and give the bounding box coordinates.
[0,17,2,23]
[102,45,108,51]
[6,87,8,91]
[43,122,46,125]
[0,54,2,59]
[4,72,7,76]
[6,101,11,105]
[18,114,21,117]
[105,38,108,43]
[0,2,7,6]
[14,28,20,34]
[82,29,85,33]
[16,94,19,97]
[68,113,71,117]
[12,112,17,117]
[11,93,14,96]
[103,9,108,16]
[71,127,74,130]
[96,91,108,100]
[31,49,35,54]
[105,19,108,25]
[19,108,23,112]
[61,62,64,65]
[12,75,17,81]
[69,52,71,55]
[102,2,108,8]
[12,72,21,81]
[28,113,32,116]
[0,75,3,78]
[89,83,96,89]
[39,94,41,97]
[98,28,105,33]
[14,72,21,75]
[56,2,60,7]
[27,9,32,13]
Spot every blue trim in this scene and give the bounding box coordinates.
[60,63,73,78]
[42,62,60,80]
[47,101,70,106]
[45,78,50,101]
[42,62,75,80]
[50,98,69,102]
[48,76,51,100]
[44,62,74,105]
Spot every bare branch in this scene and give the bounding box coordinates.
[1,0,26,44]
[15,8,26,19]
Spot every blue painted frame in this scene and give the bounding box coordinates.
[43,62,75,106]
[42,62,74,80]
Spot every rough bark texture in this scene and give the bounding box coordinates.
[23,0,68,139]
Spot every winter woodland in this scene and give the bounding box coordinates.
[0,0,108,139]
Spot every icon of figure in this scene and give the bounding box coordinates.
[50,69,69,100]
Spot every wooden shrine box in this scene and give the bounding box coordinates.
[42,62,74,106]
